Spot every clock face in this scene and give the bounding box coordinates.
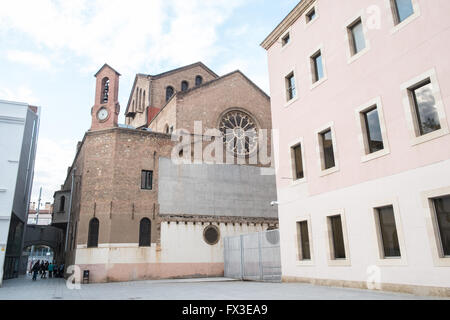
[97,108,109,121]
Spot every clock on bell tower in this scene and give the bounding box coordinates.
[90,64,121,131]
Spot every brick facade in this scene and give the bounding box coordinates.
[59,62,278,282]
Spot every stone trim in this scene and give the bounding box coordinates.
[282,276,450,298]
[159,214,279,226]
[261,0,316,50]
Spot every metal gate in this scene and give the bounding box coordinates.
[224,229,281,282]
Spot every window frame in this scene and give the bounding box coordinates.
[289,138,306,184]
[422,187,450,267]
[296,217,314,265]
[181,81,189,92]
[195,76,203,86]
[400,68,449,146]
[326,210,351,266]
[316,123,339,177]
[370,199,407,266]
[306,7,316,23]
[280,28,292,51]
[281,33,290,47]
[355,97,391,163]
[304,3,319,30]
[285,71,297,103]
[344,13,370,64]
[388,0,420,33]
[308,45,328,90]
[141,170,153,191]
[165,86,174,103]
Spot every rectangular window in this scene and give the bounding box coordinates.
[377,206,401,258]
[409,80,441,136]
[363,107,384,153]
[292,144,304,180]
[297,221,311,260]
[285,72,296,101]
[311,51,324,83]
[329,215,346,259]
[141,170,153,190]
[306,8,316,23]
[348,19,366,55]
[393,0,414,23]
[433,196,450,257]
[282,33,290,46]
[321,129,335,170]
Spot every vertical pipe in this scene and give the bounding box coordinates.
[258,232,263,281]
[65,168,76,252]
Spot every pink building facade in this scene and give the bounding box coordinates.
[262,0,450,296]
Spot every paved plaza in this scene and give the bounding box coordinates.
[0,276,445,300]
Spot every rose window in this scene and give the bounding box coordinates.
[219,111,258,156]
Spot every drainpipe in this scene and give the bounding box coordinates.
[64,168,76,252]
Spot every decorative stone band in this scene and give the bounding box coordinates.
[282,276,450,298]
[159,214,279,227]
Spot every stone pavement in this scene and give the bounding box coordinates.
[0,275,445,300]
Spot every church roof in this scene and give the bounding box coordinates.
[94,63,121,77]
[139,62,218,80]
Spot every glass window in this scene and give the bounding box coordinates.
[349,19,366,55]
[181,81,189,92]
[282,33,290,46]
[59,196,65,212]
[312,51,324,83]
[394,0,414,23]
[410,80,441,136]
[433,196,450,257]
[165,86,174,102]
[286,73,296,101]
[195,76,203,86]
[321,129,335,170]
[141,170,153,190]
[329,215,346,259]
[298,221,311,260]
[363,107,384,153]
[377,206,401,258]
[292,144,304,180]
[306,8,316,22]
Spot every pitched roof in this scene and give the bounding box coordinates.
[178,70,269,100]
[125,62,219,116]
[148,70,270,127]
[94,63,121,77]
[142,61,218,79]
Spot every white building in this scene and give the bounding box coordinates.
[0,100,40,285]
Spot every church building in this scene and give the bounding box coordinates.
[58,63,278,283]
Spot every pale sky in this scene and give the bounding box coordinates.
[0,0,299,204]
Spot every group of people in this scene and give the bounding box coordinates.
[30,260,64,281]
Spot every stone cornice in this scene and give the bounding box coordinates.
[260,0,316,50]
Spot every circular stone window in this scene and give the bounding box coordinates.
[265,229,279,245]
[203,225,220,245]
[219,110,258,157]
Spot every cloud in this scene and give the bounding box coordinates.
[0,0,246,75]
[31,138,77,203]
[6,50,53,70]
[0,86,39,104]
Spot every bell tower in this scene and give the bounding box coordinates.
[90,64,121,131]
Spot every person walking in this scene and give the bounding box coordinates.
[40,261,46,279]
[32,260,40,281]
[48,262,54,278]
[59,263,65,278]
